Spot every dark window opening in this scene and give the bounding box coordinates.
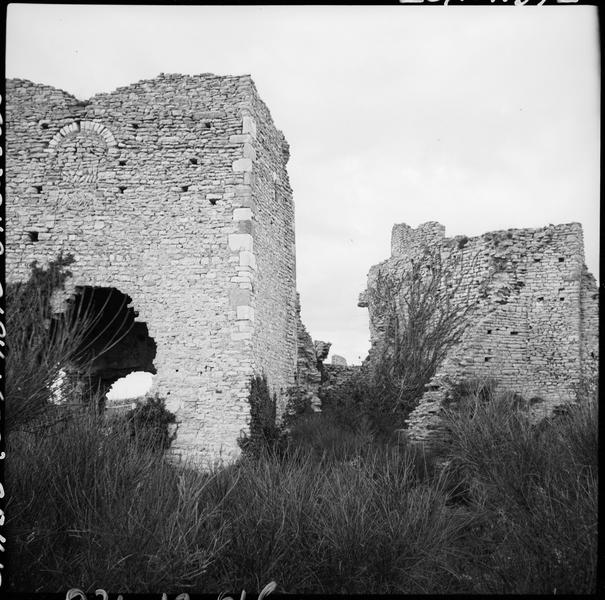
[558,257,565,262]
[487,329,492,334]
[209,198,218,205]
[181,185,189,192]
[537,297,544,302]
[189,158,198,165]
[510,331,519,335]
[559,297,565,301]
[119,160,127,166]
[484,357,492,362]
[457,236,469,249]
[131,123,139,129]
[118,186,127,194]
[205,122,211,129]
[34,185,43,194]
[41,122,49,130]
[28,231,39,242]
[534,258,541,262]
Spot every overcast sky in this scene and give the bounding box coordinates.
[6,4,600,371]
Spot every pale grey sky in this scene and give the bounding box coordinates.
[6,4,600,369]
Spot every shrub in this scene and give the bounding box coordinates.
[441,384,598,593]
[201,443,476,593]
[281,386,315,430]
[125,393,177,450]
[284,411,374,464]
[364,249,482,421]
[238,375,281,459]
[5,254,79,431]
[5,412,227,593]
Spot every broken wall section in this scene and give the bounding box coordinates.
[360,221,599,448]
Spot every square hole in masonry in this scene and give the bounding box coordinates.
[28,231,39,242]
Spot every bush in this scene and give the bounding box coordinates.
[441,384,598,593]
[5,254,79,431]
[364,249,482,421]
[125,393,177,450]
[199,443,475,593]
[238,375,282,459]
[283,411,373,464]
[5,412,227,593]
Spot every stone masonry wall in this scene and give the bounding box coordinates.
[5,74,297,465]
[246,86,298,416]
[359,221,599,448]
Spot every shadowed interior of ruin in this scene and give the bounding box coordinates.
[51,286,156,401]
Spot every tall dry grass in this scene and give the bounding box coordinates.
[441,385,598,593]
[6,383,597,594]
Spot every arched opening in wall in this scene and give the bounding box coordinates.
[50,286,156,409]
[106,371,154,408]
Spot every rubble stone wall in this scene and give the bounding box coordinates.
[359,221,599,448]
[5,74,297,464]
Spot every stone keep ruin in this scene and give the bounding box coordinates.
[359,222,599,448]
[5,74,299,463]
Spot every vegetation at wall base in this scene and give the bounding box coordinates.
[125,393,177,450]
[6,379,597,593]
[238,374,282,459]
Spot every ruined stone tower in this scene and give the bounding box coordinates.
[359,221,599,448]
[5,74,298,463]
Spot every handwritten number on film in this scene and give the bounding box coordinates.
[65,581,277,600]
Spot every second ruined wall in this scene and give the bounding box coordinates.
[360,221,599,447]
